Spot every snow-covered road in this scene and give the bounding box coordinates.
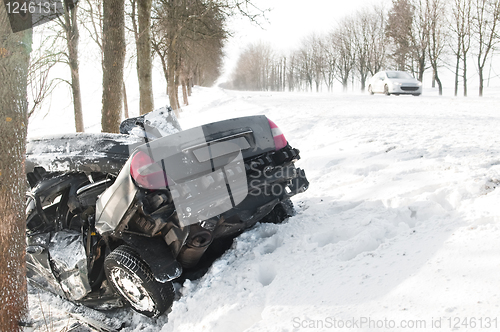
[28,87,500,331]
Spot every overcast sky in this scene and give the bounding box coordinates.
[221,0,388,79]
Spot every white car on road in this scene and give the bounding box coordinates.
[368,71,422,96]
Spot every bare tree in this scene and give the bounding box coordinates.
[410,0,430,81]
[450,0,473,96]
[319,36,337,92]
[154,0,262,111]
[297,39,314,91]
[287,52,298,91]
[310,35,325,92]
[151,15,169,94]
[472,0,500,96]
[387,0,415,70]
[51,1,84,132]
[427,0,447,95]
[27,31,62,117]
[102,0,126,133]
[131,0,154,114]
[330,19,356,91]
[81,0,104,67]
[82,0,132,118]
[386,0,429,80]
[353,10,373,91]
[293,35,324,92]
[231,42,272,90]
[0,6,31,331]
[180,7,227,88]
[367,5,388,75]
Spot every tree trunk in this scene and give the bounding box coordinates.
[463,57,468,97]
[136,0,154,115]
[63,2,84,132]
[435,70,443,96]
[360,74,366,92]
[454,52,460,97]
[123,80,129,119]
[283,57,286,91]
[342,78,348,92]
[0,7,31,331]
[418,58,425,83]
[102,0,125,133]
[167,41,180,112]
[181,78,189,106]
[478,67,484,97]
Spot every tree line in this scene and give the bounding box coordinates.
[30,0,263,133]
[229,0,500,97]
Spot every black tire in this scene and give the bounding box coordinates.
[104,245,175,317]
[413,93,421,96]
[384,84,390,95]
[368,85,374,95]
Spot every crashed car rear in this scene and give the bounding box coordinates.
[25,108,309,317]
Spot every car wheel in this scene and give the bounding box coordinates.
[413,93,421,96]
[104,245,175,317]
[368,85,374,95]
[384,84,390,95]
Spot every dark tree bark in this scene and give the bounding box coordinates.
[181,75,189,105]
[454,43,460,96]
[166,32,180,111]
[165,0,181,112]
[62,2,84,132]
[428,0,445,96]
[102,0,125,133]
[0,6,31,331]
[154,0,228,109]
[463,54,468,96]
[136,0,154,115]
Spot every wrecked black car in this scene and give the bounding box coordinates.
[25,107,309,317]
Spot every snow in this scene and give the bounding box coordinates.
[26,86,500,331]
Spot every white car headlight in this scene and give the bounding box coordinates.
[393,82,402,86]
[418,82,422,86]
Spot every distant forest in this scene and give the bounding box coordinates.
[228,0,500,97]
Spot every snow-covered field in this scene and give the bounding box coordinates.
[27,87,500,331]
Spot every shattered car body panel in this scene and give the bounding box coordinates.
[48,231,91,301]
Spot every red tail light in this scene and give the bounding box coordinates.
[268,118,287,150]
[130,151,168,189]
